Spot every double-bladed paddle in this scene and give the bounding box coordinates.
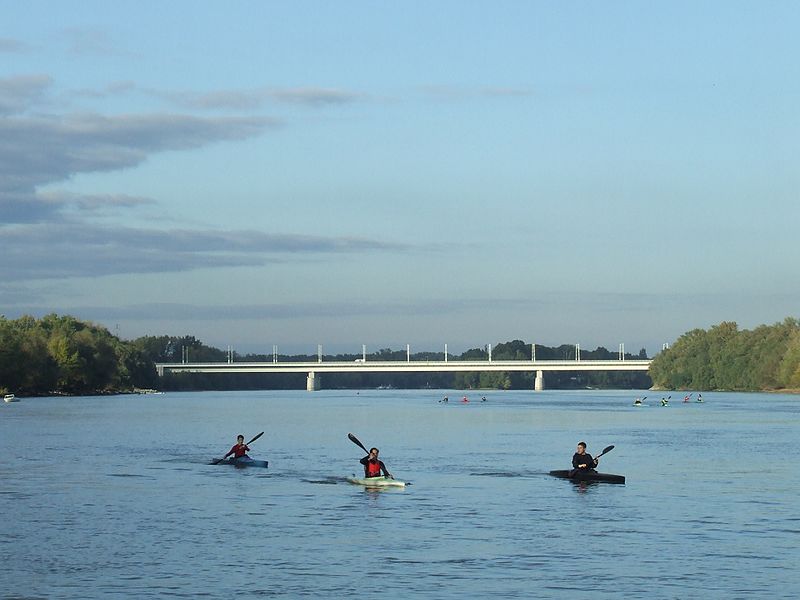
[212,431,264,464]
[595,444,614,460]
[348,432,369,454]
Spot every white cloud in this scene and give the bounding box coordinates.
[0,38,29,53]
[0,75,52,115]
[0,223,410,282]
[0,111,277,223]
[419,84,533,101]
[155,86,364,110]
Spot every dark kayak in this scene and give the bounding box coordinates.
[214,457,269,468]
[549,470,625,484]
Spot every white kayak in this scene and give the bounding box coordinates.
[346,476,406,488]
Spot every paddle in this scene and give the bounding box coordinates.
[348,432,369,454]
[348,433,393,479]
[595,444,614,460]
[212,431,264,464]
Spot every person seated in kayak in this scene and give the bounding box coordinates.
[223,434,251,460]
[360,447,392,479]
[571,441,598,476]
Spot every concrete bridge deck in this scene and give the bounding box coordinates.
[156,359,651,391]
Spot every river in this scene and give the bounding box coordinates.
[1,389,797,599]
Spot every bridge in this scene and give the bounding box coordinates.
[155,358,652,391]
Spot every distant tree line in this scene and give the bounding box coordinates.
[0,314,654,396]
[649,318,800,391]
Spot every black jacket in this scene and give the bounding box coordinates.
[572,452,597,470]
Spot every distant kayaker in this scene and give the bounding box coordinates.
[571,442,598,476]
[360,447,392,479]
[223,434,251,460]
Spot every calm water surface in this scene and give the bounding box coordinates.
[1,389,798,599]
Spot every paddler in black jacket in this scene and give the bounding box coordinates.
[571,441,598,477]
[360,447,392,479]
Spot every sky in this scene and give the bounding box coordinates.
[1,1,798,356]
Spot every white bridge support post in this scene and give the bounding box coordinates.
[306,371,320,391]
[534,369,545,391]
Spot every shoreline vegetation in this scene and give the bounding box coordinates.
[648,318,800,392]
[1,314,798,397]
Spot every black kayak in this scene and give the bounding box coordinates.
[549,470,625,484]
[213,457,269,468]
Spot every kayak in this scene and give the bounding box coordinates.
[215,457,268,468]
[346,476,406,488]
[549,470,625,484]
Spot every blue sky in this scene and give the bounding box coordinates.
[2,1,798,355]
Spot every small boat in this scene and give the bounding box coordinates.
[549,470,625,484]
[346,476,406,488]
[4,394,18,403]
[214,456,268,468]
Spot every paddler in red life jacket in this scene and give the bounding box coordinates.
[360,447,392,479]
[223,434,251,460]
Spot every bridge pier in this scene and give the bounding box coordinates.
[534,370,544,391]
[306,371,321,391]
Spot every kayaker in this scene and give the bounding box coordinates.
[223,434,251,460]
[360,447,392,479]
[571,442,598,476]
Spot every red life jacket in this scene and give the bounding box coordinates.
[231,443,249,458]
[366,459,382,477]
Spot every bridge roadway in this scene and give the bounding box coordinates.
[156,359,652,391]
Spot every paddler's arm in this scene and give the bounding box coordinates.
[380,460,392,479]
